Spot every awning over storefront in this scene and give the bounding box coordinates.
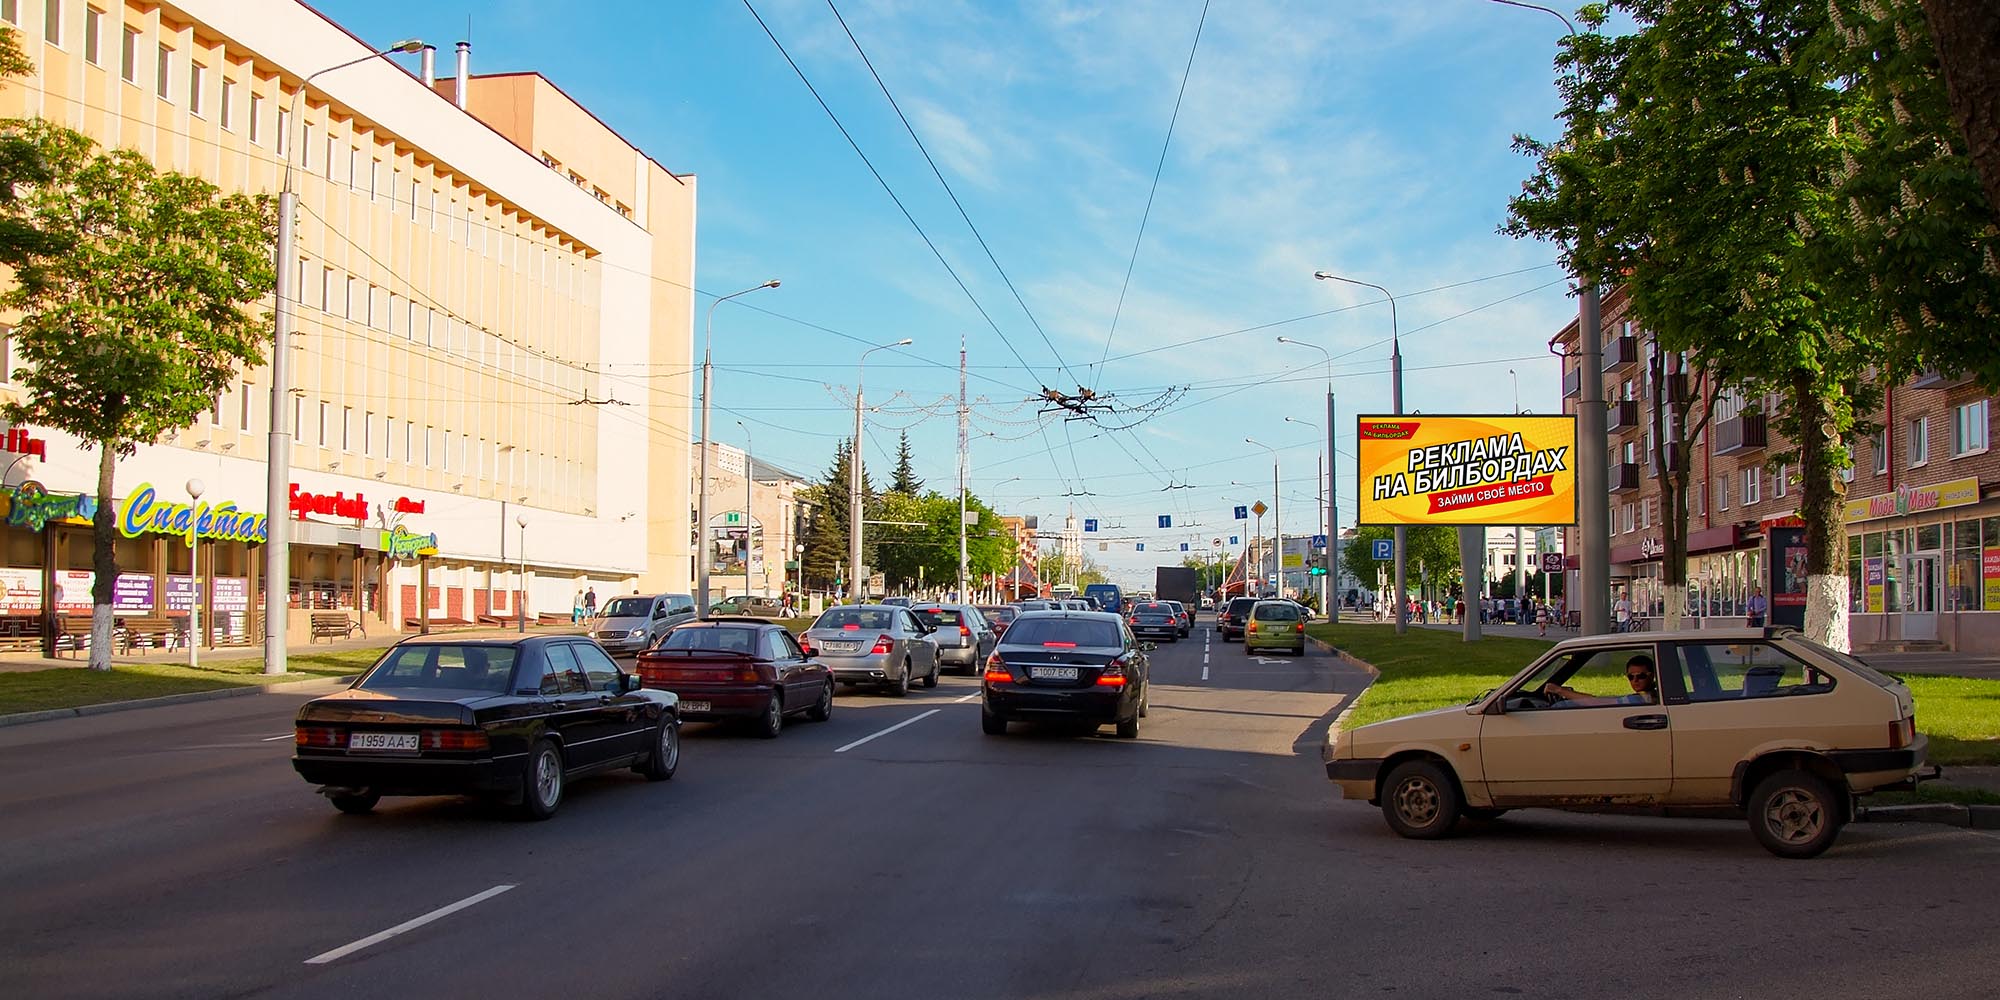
[1609,524,1744,565]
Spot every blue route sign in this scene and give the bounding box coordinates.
[1084,518,1098,532]
[1159,515,1172,528]
[1233,505,1248,521]
[1372,538,1394,561]
[1229,535,1239,545]
[1136,543,1145,552]
[1180,542,1189,551]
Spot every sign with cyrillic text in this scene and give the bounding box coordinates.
[1355,415,1578,526]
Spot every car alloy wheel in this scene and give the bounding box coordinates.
[924,659,940,689]
[888,661,911,697]
[641,718,679,781]
[521,740,564,820]
[756,692,784,739]
[807,681,834,722]
[1749,770,1842,858]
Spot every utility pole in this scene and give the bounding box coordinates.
[957,335,969,603]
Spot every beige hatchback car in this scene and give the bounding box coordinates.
[1324,628,1929,858]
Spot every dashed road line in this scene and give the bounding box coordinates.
[304,884,516,965]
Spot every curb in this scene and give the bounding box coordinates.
[0,674,358,729]
[1856,803,2000,830]
[1308,635,1379,762]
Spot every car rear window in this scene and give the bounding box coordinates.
[1135,603,1169,613]
[814,608,895,631]
[360,645,518,692]
[1002,618,1123,648]
[658,626,762,654]
[1252,603,1300,621]
[979,607,1017,623]
[1796,640,1902,689]
[1228,598,1258,615]
[913,608,963,626]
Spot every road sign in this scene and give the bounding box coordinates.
[1311,534,1328,548]
[1372,538,1394,560]
[1541,552,1564,573]
[1084,518,1098,532]
[1159,515,1172,528]
[1180,542,1189,551]
[1233,505,1248,520]
[1251,501,1268,518]
[1212,538,1223,548]
[1136,543,1145,552]
[1229,535,1239,545]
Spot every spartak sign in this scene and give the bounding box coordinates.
[1356,414,1578,527]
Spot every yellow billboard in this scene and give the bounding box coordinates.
[1356,415,1579,526]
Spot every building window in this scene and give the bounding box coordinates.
[1872,430,1888,475]
[317,401,328,447]
[325,135,335,180]
[363,411,373,456]
[347,146,357,188]
[0,2,15,25]
[1621,503,1635,534]
[249,93,263,143]
[187,61,203,116]
[443,430,453,472]
[219,78,233,130]
[42,0,58,46]
[1840,445,1855,484]
[1774,463,1788,499]
[388,167,398,212]
[409,178,419,220]
[209,392,221,425]
[1952,400,1990,456]
[239,382,252,431]
[292,396,302,442]
[405,421,414,464]
[119,24,135,81]
[424,426,434,467]
[1743,467,1760,505]
[341,406,352,451]
[383,414,393,461]
[155,42,169,100]
[1908,417,1928,468]
[83,6,99,64]
[368,158,378,201]
[1715,477,1728,512]
[346,276,361,320]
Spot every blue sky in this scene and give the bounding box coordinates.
[316,0,1582,587]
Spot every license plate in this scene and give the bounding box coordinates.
[680,701,712,713]
[1029,666,1079,681]
[349,731,418,751]
[821,641,859,653]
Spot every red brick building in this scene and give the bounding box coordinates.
[1556,285,2000,651]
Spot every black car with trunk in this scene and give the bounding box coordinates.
[981,611,1150,738]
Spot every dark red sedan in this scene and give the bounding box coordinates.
[976,605,1019,639]
[636,621,833,738]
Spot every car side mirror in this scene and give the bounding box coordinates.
[621,672,642,693]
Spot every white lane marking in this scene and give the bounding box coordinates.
[953,692,981,704]
[304,884,516,965]
[834,709,942,753]
[1201,665,1209,681]
[261,734,295,742]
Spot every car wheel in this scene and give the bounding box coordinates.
[754,691,784,739]
[923,660,940,689]
[981,708,1007,736]
[330,791,379,815]
[1116,714,1139,739]
[1749,770,1844,859]
[520,739,565,821]
[806,680,834,722]
[639,716,680,781]
[1380,759,1461,839]
[887,662,911,697]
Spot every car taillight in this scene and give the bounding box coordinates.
[870,634,894,655]
[959,625,971,638]
[295,726,341,747]
[421,729,491,751]
[1890,716,1915,750]
[1295,622,1304,633]
[1096,658,1128,687]
[983,653,1011,684]
[1247,621,1258,632]
[798,637,815,655]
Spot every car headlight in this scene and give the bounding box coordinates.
[629,629,644,638]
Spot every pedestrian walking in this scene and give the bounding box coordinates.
[1536,601,1550,636]
[572,588,585,625]
[1746,586,1768,627]
[583,587,598,619]
[1615,591,1632,633]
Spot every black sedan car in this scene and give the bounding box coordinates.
[293,636,679,820]
[1126,602,1180,643]
[981,611,1150,738]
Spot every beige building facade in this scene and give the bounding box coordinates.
[0,1,694,646]
[692,441,807,602]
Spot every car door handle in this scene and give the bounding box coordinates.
[1622,714,1669,731]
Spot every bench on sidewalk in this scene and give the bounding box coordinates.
[55,615,96,657]
[310,612,366,643]
[116,616,186,655]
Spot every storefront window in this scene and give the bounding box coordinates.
[1848,535,1865,613]
[1949,517,1981,612]
[1917,523,1944,552]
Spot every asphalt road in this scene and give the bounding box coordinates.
[3,618,1997,999]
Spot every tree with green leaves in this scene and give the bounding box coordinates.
[888,431,923,496]
[1914,2,2000,228]
[0,115,276,670]
[0,29,65,271]
[795,438,874,593]
[1343,525,1460,598]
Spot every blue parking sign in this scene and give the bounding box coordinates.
[1372,538,1394,560]
[1084,518,1098,532]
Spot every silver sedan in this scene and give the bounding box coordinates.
[800,605,941,696]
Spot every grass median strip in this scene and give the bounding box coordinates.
[0,648,384,716]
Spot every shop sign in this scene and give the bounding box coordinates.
[213,576,250,612]
[2,427,47,460]
[113,574,154,612]
[392,497,425,514]
[54,570,94,614]
[2,481,97,530]
[380,527,439,559]
[288,484,368,521]
[1843,476,1980,523]
[0,567,40,614]
[117,483,268,546]
[1864,558,1886,614]
[1984,548,2000,612]
[164,576,204,613]
[1639,536,1664,559]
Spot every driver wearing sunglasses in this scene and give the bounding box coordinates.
[1545,654,1659,707]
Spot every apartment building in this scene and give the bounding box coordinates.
[690,441,808,603]
[1556,285,2000,652]
[0,1,693,644]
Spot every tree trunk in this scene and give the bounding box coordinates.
[1793,371,1851,651]
[1921,0,2000,228]
[87,443,118,672]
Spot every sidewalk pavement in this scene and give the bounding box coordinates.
[1405,621,2000,680]
[0,622,590,673]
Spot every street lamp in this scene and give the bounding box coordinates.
[1313,269,1406,634]
[1283,414,1331,616]
[516,514,528,633]
[187,478,205,668]
[696,279,780,615]
[1245,438,1280,599]
[737,419,755,603]
[264,37,424,677]
[851,338,913,601]
[1279,334,1340,623]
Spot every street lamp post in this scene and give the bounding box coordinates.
[187,478,205,668]
[1314,270,1404,633]
[1245,438,1279,599]
[264,38,425,677]
[737,420,755,602]
[1284,415,1324,612]
[1279,334,1340,622]
[851,339,914,602]
[697,280,780,616]
[516,514,528,633]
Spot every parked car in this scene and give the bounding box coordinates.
[709,595,787,618]
[1162,600,1192,637]
[881,597,912,608]
[1217,596,1259,642]
[592,593,697,655]
[292,636,678,820]
[975,604,1020,640]
[1060,599,1093,612]
[1324,628,1932,858]
[635,620,832,737]
[1244,600,1306,655]
[1127,602,1180,643]
[799,604,941,696]
[981,611,1150,738]
[912,603,997,676]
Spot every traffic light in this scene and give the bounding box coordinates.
[1308,566,1327,576]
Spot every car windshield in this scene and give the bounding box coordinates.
[1253,603,1300,621]
[913,608,963,626]
[815,608,895,631]
[359,645,518,693]
[1002,618,1122,648]
[601,597,651,618]
[658,626,761,654]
